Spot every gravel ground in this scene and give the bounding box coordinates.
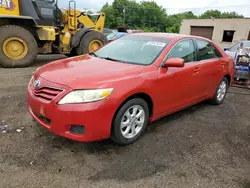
[0,55,250,188]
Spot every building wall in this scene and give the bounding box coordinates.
[179,19,250,49]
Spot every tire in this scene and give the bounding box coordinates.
[111,98,149,145]
[76,30,107,55]
[209,77,229,105]
[0,25,38,68]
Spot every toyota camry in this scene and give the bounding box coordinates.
[27,33,234,145]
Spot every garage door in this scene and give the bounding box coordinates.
[190,26,214,40]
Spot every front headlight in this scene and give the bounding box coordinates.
[58,88,114,104]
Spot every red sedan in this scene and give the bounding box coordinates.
[27,33,234,145]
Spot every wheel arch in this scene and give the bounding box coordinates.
[224,74,231,85]
[112,92,154,124]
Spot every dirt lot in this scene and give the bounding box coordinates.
[0,55,250,188]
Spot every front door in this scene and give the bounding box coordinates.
[154,39,203,116]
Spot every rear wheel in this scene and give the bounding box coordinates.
[0,25,38,68]
[111,98,149,145]
[209,77,229,105]
[76,30,107,55]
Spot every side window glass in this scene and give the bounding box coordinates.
[211,44,222,58]
[167,40,196,63]
[196,40,216,60]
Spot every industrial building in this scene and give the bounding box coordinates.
[179,19,250,49]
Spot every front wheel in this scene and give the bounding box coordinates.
[76,30,107,55]
[0,25,38,68]
[209,77,229,105]
[111,98,149,145]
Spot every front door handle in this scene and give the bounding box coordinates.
[193,67,200,74]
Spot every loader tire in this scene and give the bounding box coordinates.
[0,25,38,68]
[65,48,77,57]
[76,30,107,55]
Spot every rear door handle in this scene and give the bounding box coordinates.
[220,62,226,67]
[220,60,227,65]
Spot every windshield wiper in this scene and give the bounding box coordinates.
[89,55,130,64]
[89,53,118,61]
[89,52,98,57]
[104,57,133,64]
[103,57,120,62]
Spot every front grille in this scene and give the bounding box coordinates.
[32,87,63,102]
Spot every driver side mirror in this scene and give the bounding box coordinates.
[164,58,184,68]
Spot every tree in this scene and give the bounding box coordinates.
[221,11,244,18]
[200,10,221,19]
[100,0,244,33]
[87,10,93,14]
[200,10,244,19]
[166,12,197,33]
[101,3,117,28]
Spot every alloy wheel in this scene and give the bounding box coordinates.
[217,80,227,101]
[120,105,145,139]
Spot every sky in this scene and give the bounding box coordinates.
[58,0,250,17]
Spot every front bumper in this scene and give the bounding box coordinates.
[26,77,115,142]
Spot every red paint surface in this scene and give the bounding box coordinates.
[27,33,234,142]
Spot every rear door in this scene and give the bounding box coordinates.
[194,39,224,96]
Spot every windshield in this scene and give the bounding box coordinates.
[94,35,171,65]
[230,41,250,52]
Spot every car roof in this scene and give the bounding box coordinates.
[131,32,210,41]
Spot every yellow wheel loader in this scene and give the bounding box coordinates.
[0,0,107,68]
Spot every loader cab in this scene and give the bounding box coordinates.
[20,0,56,26]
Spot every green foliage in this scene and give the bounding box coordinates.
[87,10,94,14]
[101,0,244,33]
[221,11,244,18]
[200,10,222,19]
[200,10,244,19]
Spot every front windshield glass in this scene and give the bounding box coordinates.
[230,41,250,52]
[94,35,172,65]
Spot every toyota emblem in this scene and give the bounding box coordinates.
[33,80,40,88]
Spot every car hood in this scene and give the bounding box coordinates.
[35,55,145,89]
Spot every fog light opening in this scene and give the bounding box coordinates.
[69,125,85,135]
